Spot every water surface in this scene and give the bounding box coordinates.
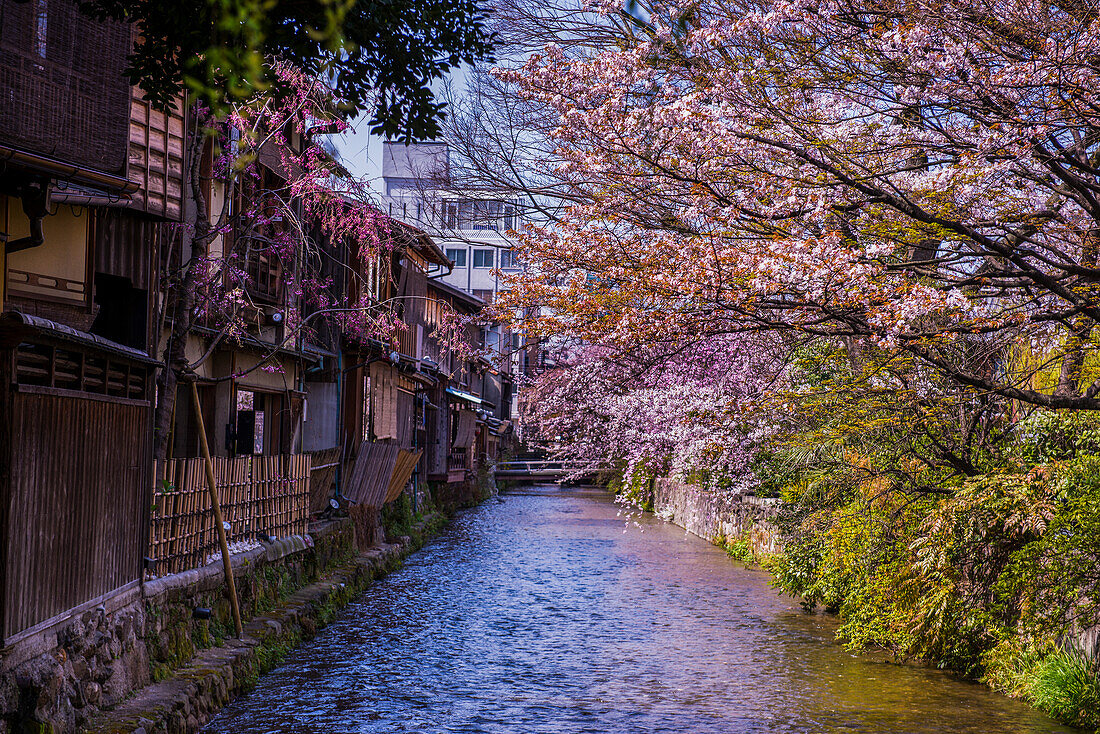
[206,486,1076,733]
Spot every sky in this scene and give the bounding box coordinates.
[327,68,473,195]
[330,118,384,189]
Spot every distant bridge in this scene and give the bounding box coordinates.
[493,460,610,481]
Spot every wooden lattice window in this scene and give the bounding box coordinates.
[247,249,282,303]
[13,341,149,401]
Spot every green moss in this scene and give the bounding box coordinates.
[150,662,172,683]
[382,492,419,540]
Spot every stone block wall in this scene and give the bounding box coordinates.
[653,479,781,556]
[0,590,148,734]
[1,518,355,733]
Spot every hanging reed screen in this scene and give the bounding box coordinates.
[0,0,131,176]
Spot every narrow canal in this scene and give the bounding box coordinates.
[206,486,1076,733]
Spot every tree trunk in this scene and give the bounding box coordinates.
[153,111,213,461]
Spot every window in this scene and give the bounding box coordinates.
[443,199,520,231]
[473,249,494,268]
[34,0,48,59]
[500,249,520,270]
[447,248,467,267]
[501,203,517,232]
[247,249,282,302]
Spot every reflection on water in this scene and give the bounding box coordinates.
[205,486,1077,733]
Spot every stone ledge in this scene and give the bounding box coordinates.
[83,518,440,734]
[142,534,314,607]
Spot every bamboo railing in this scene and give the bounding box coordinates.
[147,454,311,577]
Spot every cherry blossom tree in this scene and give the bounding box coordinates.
[523,334,788,489]
[492,0,1100,415]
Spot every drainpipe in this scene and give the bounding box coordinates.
[335,351,344,501]
[4,183,50,254]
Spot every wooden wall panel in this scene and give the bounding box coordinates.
[93,208,158,291]
[2,389,151,640]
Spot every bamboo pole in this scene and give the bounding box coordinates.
[189,378,244,638]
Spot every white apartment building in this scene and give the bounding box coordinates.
[381,141,532,417]
[381,142,522,303]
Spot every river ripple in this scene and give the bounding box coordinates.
[205,486,1077,733]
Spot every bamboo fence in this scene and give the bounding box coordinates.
[147,454,311,577]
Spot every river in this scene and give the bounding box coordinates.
[205,485,1077,733]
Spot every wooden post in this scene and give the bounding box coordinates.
[189,378,244,638]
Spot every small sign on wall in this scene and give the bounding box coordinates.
[254,411,264,454]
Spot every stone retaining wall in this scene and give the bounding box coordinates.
[83,539,419,734]
[652,479,781,556]
[1,518,359,733]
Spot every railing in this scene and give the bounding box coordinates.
[494,460,610,478]
[147,454,311,577]
[448,446,469,473]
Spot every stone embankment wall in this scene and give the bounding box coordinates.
[652,479,781,556]
[1,512,443,734]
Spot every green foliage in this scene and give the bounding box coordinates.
[1016,409,1100,465]
[382,491,419,540]
[80,0,494,139]
[753,340,1100,727]
[985,640,1100,731]
[721,534,758,565]
[998,457,1100,642]
[748,450,796,499]
[768,454,1100,729]
[772,484,930,659]
[614,469,654,511]
[1027,649,1100,729]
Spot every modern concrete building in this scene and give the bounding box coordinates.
[380,141,527,419]
[380,142,523,302]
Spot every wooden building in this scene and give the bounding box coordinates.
[336,219,451,509]
[0,0,514,653]
[0,0,182,644]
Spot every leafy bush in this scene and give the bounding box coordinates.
[997,457,1100,644]
[985,640,1100,731]
[1017,410,1100,465]
[1029,649,1100,729]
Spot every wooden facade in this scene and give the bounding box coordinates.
[0,317,154,642]
[0,3,181,646]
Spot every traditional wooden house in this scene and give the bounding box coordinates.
[421,279,492,485]
[324,217,447,541]
[162,135,320,462]
[0,0,183,646]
